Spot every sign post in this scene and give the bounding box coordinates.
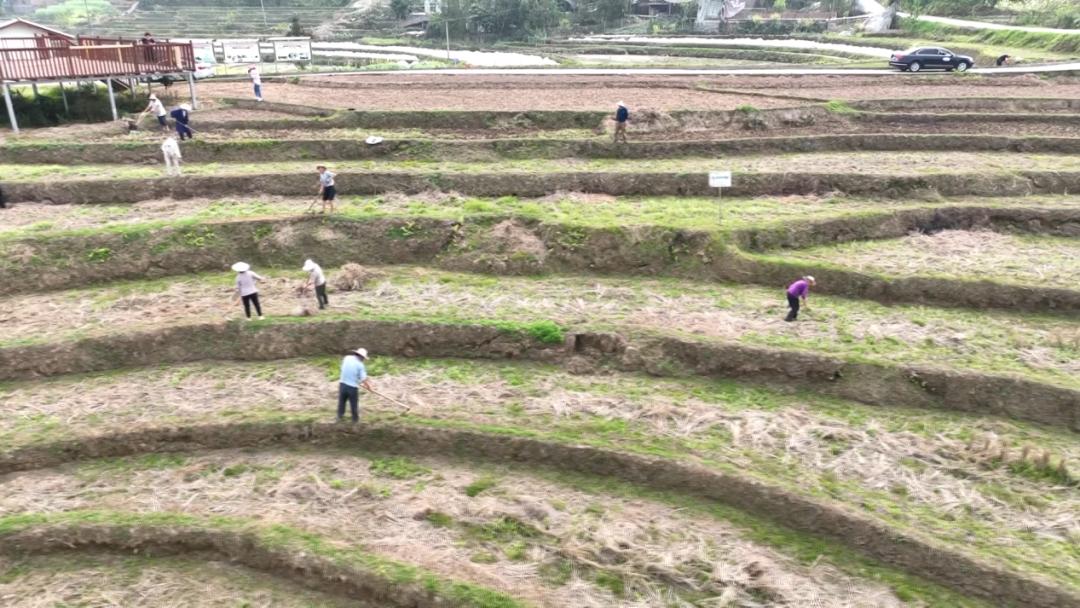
[708,171,732,223]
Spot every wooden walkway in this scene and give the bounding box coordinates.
[2,36,197,133]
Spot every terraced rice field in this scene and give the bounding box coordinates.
[1,73,1078,608]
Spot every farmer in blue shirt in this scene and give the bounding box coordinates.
[614,101,629,144]
[338,348,373,422]
[170,103,193,140]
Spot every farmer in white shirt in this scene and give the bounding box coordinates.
[231,262,265,320]
[316,165,336,214]
[302,258,328,310]
[161,136,182,176]
[247,66,263,101]
[142,94,168,131]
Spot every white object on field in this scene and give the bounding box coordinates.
[365,136,383,145]
[313,42,557,67]
[161,137,182,176]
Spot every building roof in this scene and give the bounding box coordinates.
[0,18,74,39]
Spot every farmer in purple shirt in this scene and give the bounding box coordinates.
[785,276,815,322]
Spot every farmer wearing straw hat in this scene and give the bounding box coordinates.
[302,259,328,310]
[141,94,168,131]
[339,348,373,422]
[170,103,194,140]
[232,262,266,320]
[785,276,816,322]
[614,101,629,144]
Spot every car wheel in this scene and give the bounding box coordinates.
[909,61,922,72]
[956,61,970,72]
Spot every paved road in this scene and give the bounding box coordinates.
[304,63,1080,78]
[902,12,1080,35]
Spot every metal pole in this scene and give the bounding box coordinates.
[187,72,197,110]
[445,19,451,61]
[717,187,722,224]
[3,84,18,133]
[31,83,39,98]
[106,78,118,120]
[259,0,269,29]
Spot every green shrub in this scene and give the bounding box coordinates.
[86,248,112,262]
[525,320,565,344]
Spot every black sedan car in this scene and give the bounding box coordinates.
[889,47,975,73]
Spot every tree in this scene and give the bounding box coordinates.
[287,15,306,36]
[391,0,412,20]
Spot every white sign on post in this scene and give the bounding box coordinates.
[709,170,732,223]
[270,37,312,62]
[221,39,261,64]
[709,171,732,188]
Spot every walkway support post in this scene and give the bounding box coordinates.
[106,78,118,121]
[187,72,197,110]
[2,83,18,133]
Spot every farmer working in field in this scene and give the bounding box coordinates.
[171,103,193,140]
[142,94,168,131]
[316,166,337,214]
[302,258,329,310]
[232,262,266,320]
[338,348,374,423]
[785,276,815,322]
[614,101,629,144]
[248,66,263,102]
[161,136,182,176]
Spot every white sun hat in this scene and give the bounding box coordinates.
[617,101,626,107]
[180,103,192,111]
[365,136,384,145]
[149,94,158,100]
[351,348,368,359]
[231,262,250,272]
[805,275,816,284]
[302,259,316,271]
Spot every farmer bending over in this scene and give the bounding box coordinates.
[785,275,815,322]
[161,136,182,176]
[316,165,337,214]
[339,348,373,423]
[171,103,193,140]
[143,94,168,131]
[614,101,629,144]
[302,258,329,310]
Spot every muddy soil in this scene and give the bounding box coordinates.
[0,418,1075,608]
[788,230,1080,290]
[0,449,905,607]
[286,73,1080,103]
[200,81,798,111]
[0,359,1074,548]
[1,265,1077,389]
[0,553,358,608]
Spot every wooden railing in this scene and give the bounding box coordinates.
[0,36,194,82]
